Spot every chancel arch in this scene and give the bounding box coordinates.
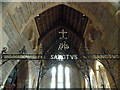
[2,2,118,38]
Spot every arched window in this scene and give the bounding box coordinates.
[51,65,70,88]
[57,65,63,88]
[51,67,56,88]
[65,67,70,88]
[90,69,98,88]
[96,61,110,88]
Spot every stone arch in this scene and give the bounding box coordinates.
[1,61,19,89]
[3,2,117,37]
[2,2,118,55]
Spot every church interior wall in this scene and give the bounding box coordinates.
[1,1,119,89]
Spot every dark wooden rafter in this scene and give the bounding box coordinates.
[62,23,84,42]
[38,24,84,45]
[37,22,61,46]
[35,4,88,55]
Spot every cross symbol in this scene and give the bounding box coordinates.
[59,29,68,39]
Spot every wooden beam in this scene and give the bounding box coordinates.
[38,23,85,46]
[38,22,61,45]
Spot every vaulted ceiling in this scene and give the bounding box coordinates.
[35,4,88,55]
